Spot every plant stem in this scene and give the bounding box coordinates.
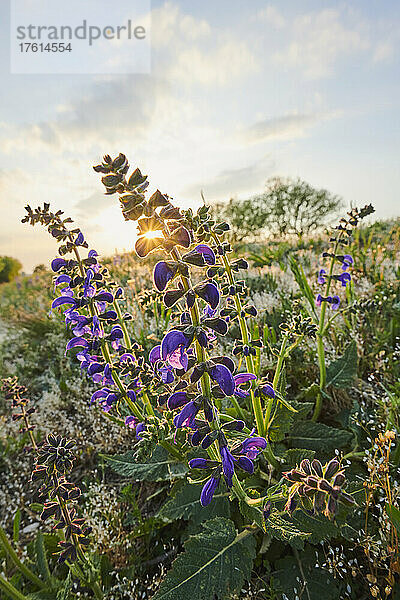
[212,234,279,468]
[312,235,342,421]
[0,575,28,600]
[70,239,144,420]
[170,245,249,500]
[0,527,45,590]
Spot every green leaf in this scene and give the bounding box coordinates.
[239,501,264,530]
[158,482,229,525]
[34,532,52,584]
[289,421,352,453]
[292,511,340,544]
[289,256,316,314]
[282,448,316,469]
[102,446,187,481]
[273,547,342,600]
[326,341,358,388]
[152,518,255,600]
[12,509,21,544]
[263,511,310,549]
[386,504,400,534]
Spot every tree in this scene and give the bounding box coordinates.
[0,256,22,283]
[263,177,343,238]
[210,177,343,242]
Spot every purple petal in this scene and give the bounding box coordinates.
[66,337,89,351]
[236,456,254,474]
[167,347,188,370]
[125,416,137,429]
[195,282,220,310]
[168,391,189,409]
[55,274,71,286]
[209,364,235,396]
[75,232,85,245]
[200,476,220,507]
[51,258,67,272]
[220,446,235,488]
[261,383,275,398]
[189,458,209,469]
[109,326,123,341]
[95,292,114,303]
[52,296,78,309]
[195,244,216,266]
[149,345,161,364]
[234,373,257,386]
[136,422,146,440]
[161,330,189,361]
[154,262,175,292]
[331,295,341,310]
[88,249,98,258]
[173,401,198,428]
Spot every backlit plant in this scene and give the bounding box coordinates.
[4,153,395,599]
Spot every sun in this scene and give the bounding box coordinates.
[144,230,162,240]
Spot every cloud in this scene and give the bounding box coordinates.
[182,157,274,201]
[75,191,112,218]
[242,113,327,143]
[273,8,370,79]
[256,5,285,29]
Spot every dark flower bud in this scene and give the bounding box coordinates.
[324,459,340,479]
[325,497,338,517]
[314,491,326,512]
[318,479,333,493]
[283,469,304,483]
[305,475,319,488]
[311,459,323,477]
[331,485,341,500]
[333,472,346,488]
[164,288,185,307]
[300,459,312,475]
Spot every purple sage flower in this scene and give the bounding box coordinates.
[200,476,221,507]
[317,269,327,285]
[233,373,257,398]
[341,255,353,271]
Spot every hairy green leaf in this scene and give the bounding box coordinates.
[290,421,352,452]
[158,482,229,525]
[152,518,255,600]
[273,547,342,600]
[263,511,310,549]
[12,509,21,544]
[282,448,316,469]
[326,341,358,388]
[34,532,52,584]
[292,511,340,544]
[102,446,187,481]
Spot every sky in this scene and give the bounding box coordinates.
[0,0,399,271]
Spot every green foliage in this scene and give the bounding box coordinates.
[158,482,229,525]
[292,510,340,544]
[326,341,358,388]
[263,511,310,549]
[289,255,316,313]
[102,445,187,481]
[152,518,256,600]
[0,256,22,283]
[273,547,342,600]
[211,177,342,242]
[289,421,353,452]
